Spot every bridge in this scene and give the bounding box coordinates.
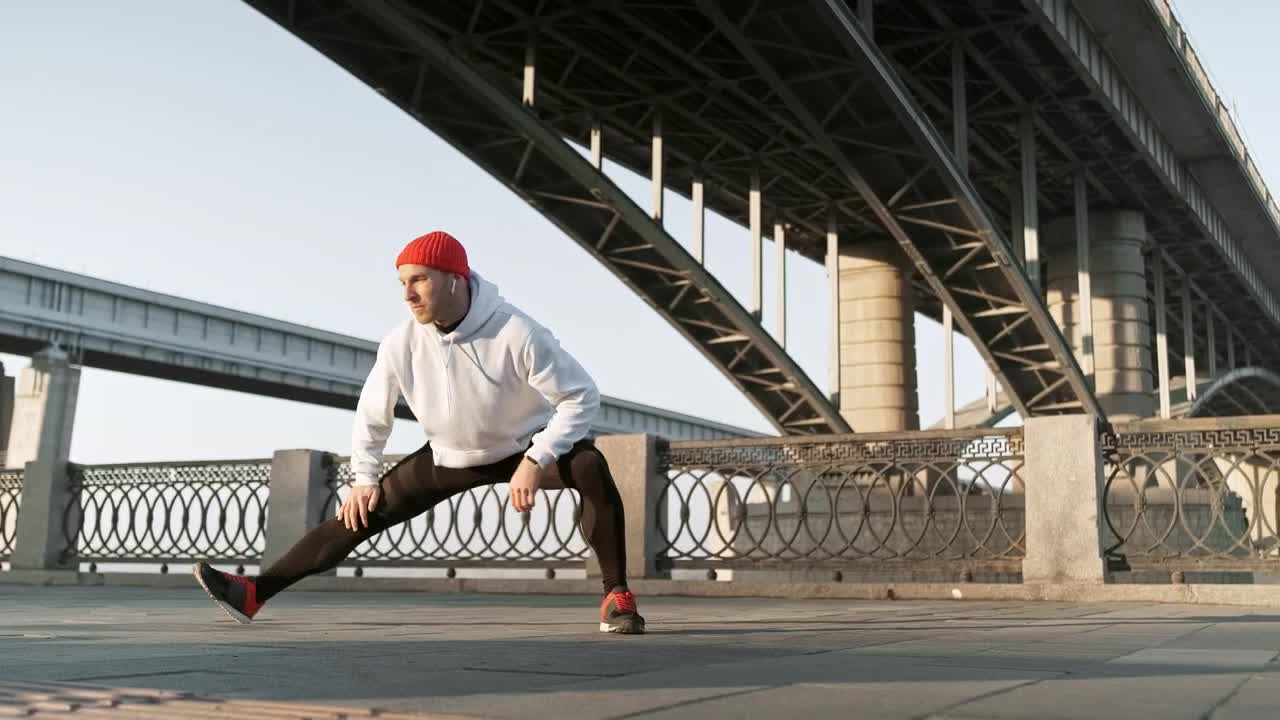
[6,6,1280,715]
[3,0,1277,577]
[220,0,1280,442]
[9,1,1279,453]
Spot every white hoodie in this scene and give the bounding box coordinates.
[349,271,599,487]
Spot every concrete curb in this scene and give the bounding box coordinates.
[3,569,1279,608]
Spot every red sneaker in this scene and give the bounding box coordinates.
[192,561,263,624]
[599,587,646,634]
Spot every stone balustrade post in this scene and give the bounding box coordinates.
[262,449,334,570]
[1023,414,1108,584]
[11,460,75,570]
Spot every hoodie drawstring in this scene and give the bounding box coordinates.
[442,335,455,417]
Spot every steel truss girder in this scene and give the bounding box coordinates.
[889,0,1280,399]
[951,0,1280,378]
[701,0,1101,422]
[950,260,1280,423]
[245,0,848,435]
[398,2,890,258]
[1021,0,1280,333]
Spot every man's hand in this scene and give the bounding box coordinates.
[340,484,382,531]
[509,458,543,513]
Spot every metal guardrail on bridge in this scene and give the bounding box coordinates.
[0,469,20,562]
[11,436,1031,580]
[657,429,1027,580]
[323,456,589,572]
[6,417,1280,582]
[1102,417,1280,574]
[61,460,271,570]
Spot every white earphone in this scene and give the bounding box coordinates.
[450,277,457,294]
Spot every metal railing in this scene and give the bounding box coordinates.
[1103,417,1280,573]
[21,417,1277,583]
[657,429,1026,577]
[62,459,271,568]
[323,456,589,571]
[0,469,21,561]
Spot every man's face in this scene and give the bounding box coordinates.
[398,264,453,324]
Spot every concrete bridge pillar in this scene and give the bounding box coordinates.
[11,346,82,570]
[1045,210,1155,421]
[5,347,80,470]
[837,241,919,432]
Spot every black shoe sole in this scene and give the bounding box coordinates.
[600,617,646,634]
[192,562,252,625]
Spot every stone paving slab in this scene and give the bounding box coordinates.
[1,584,1278,718]
[0,679,469,719]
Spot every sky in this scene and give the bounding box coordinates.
[0,1,1274,464]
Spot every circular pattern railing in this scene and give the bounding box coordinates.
[324,457,588,567]
[63,460,271,565]
[1102,424,1280,569]
[0,469,22,561]
[657,430,1026,569]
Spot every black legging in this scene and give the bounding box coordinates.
[255,439,628,600]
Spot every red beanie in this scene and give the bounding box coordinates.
[395,231,470,278]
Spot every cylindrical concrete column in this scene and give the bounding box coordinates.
[1045,210,1154,420]
[838,242,919,432]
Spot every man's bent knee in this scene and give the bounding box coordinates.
[568,446,611,484]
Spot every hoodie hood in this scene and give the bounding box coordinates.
[438,270,503,341]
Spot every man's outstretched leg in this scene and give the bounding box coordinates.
[194,445,439,623]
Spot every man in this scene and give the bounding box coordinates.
[194,230,645,634]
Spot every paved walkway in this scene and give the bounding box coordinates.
[1,583,1278,719]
